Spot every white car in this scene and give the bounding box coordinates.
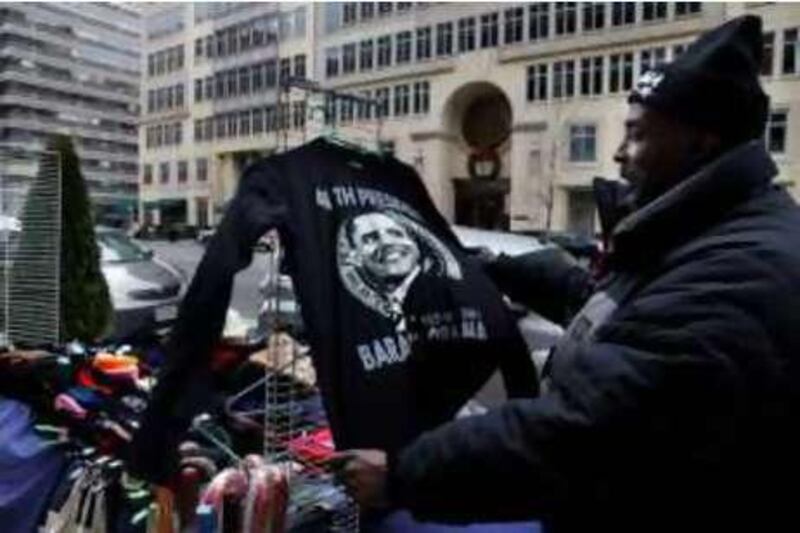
[96,227,188,341]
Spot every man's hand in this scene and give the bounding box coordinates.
[328,449,389,509]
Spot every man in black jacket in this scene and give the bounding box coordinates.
[334,15,800,531]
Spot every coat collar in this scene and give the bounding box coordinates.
[609,140,777,269]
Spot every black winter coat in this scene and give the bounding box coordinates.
[387,141,800,532]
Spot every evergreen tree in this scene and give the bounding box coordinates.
[49,135,112,341]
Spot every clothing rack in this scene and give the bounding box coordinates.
[252,236,360,532]
[279,76,384,154]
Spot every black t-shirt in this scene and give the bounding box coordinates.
[132,138,536,480]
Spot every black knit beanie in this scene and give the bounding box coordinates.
[629,15,769,145]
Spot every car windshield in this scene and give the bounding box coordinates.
[96,231,149,263]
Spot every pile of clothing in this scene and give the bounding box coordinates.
[0,342,159,532]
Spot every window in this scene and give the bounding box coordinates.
[195,38,203,62]
[642,3,667,22]
[529,3,550,41]
[148,54,155,77]
[481,13,499,48]
[240,25,251,51]
[783,29,799,74]
[252,64,264,91]
[673,43,687,59]
[567,189,596,236]
[396,31,412,64]
[675,2,702,16]
[340,99,354,124]
[610,52,635,92]
[280,58,292,84]
[612,3,636,26]
[240,110,251,136]
[252,108,264,134]
[505,8,524,45]
[761,32,774,76]
[178,161,188,183]
[343,3,358,25]
[265,59,277,87]
[204,117,213,140]
[397,2,412,11]
[581,57,592,96]
[361,3,375,20]
[197,158,208,182]
[458,17,476,53]
[555,3,577,35]
[160,162,169,184]
[527,63,549,101]
[766,111,787,153]
[378,35,392,67]
[294,54,306,79]
[252,20,265,46]
[326,47,340,77]
[376,87,390,118]
[227,113,237,137]
[194,79,203,103]
[394,84,410,116]
[343,43,357,74]
[640,47,666,76]
[216,32,225,57]
[378,3,393,16]
[436,22,453,56]
[194,119,203,141]
[360,39,374,70]
[265,105,277,132]
[205,76,214,100]
[226,69,239,98]
[583,3,605,32]
[417,27,432,60]
[174,122,182,145]
[166,87,175,109]
[205,36,214,58]
[239,67,251,95]
[413,81,430,114]
[279,103,290,130]
[570,125,597,162]
[591,56,604,94]
[357,91,373,120]
[215,115,226,139]
[143,164,152,185]
[148,90,155,113]
[553,60,575,98]
[178,85,185,109]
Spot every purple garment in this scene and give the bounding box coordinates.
[0,397,66,533]
[366,510,541,533]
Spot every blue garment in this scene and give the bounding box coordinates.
[366,510,540,533]
[0,397,67,533]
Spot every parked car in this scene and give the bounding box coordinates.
[520,229,602,269]
[452,225,547,256]
[196,227,215,245]
[96,227,187,341]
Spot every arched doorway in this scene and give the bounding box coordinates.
[443,82,513,230]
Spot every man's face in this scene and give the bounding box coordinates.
[351,213,420,283]
[614,103,707,206]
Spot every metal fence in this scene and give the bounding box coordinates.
[0,147,61,348]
